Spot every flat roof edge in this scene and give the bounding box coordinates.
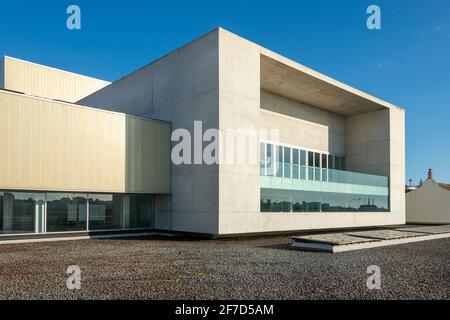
[2,55,111,85]
[104,27,221,86]
[0,89,170,125]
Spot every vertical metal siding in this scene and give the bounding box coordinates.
[0,91,170,194]
[3,57,110,103]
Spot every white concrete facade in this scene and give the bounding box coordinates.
[80,30,220,234]
[79,28,406,236]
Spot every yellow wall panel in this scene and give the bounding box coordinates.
[0,91,170,194]
[2,56,110,103]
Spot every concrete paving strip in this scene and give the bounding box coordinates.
[345,230,425,240]
[292,233,379,245]
[0,232,183,245]
[396,225,450,235]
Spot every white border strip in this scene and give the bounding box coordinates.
[0,232,179,245]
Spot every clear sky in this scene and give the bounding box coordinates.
[1,0,449,184]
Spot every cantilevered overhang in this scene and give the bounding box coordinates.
[260,53,401,116]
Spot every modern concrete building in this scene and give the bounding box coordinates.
[0,28,405,240]
[406,170,450,224]
[0,56,171,238]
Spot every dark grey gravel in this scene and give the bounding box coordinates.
[0,236,449,300]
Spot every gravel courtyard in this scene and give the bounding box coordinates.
[0,236,448,300]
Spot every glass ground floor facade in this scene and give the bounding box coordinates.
[261,188,389,213]
[0,191,155,236]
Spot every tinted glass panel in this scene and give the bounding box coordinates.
[315,167,321,181]
[300,165,307,180]
[322,169,328,182]
[335,156,340,171]
[89,194,123,230]
[328,155,334,170]
[300,150,306,166]
[292,149,299,179]
[340,157,346,171]
[283,147,291,178]
[126,195,154,229]
[321,154,328,182]
[260,143,265,176]
[0,192,44,234]
[284,147,291,164]
[0,192,156,235]
[266,144,273,176]
[300,150,307,179]
[293,149,299,164]
[314,153,320,167]
[261,189,389,213]
[276,146,283,177]
[322,154,327,168]
[308,152,314,167]
[46,193,87,232]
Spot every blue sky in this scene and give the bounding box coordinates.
[1,0,449,184]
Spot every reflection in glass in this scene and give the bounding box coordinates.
[293,149,299,179]
[0,192,44,234]
[125,195,154,229]
[340,157,346,171]
[328,155,334,170]
[88,194,123,230]
[308,151,314,181]
[260,143,266,176]
[276,146,283,177]
[46,193,87,232]
[266,144,273,176]
[261,188,389,213]
[300,150,306,180]
[259,142,346,182]
[314,153,320,168]
[314,152,321,180]
[308,151,314,167]
[0,192,156,236]
[283,147,291,178]
[322,154,328,182]
[335,156,342,171]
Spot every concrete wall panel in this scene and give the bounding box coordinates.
[346,110,390,176]
[218,29,261,235]
[260,90,346,154]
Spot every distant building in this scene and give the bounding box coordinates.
[406,169,450,224]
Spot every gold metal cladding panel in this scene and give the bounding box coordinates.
[0,91,170,194]
[3,57,110,103]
